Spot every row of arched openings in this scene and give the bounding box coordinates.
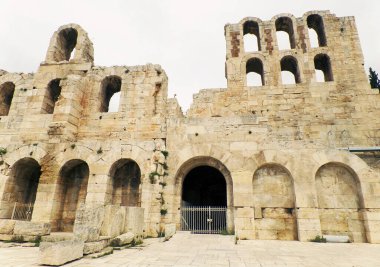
[181,160,366,242]
[251,162,366,241]
[246,54,333,86]
[243,15,327,52]
[0,158,141,232]
[0,75,123,117]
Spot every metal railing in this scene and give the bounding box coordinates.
[11,202,33,221]
[180,206,227,234]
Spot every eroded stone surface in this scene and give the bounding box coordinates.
[13,221,50,236]
[0,219,16,234]
[39,240,84,266]
[110,232,134,247]
[0,10,379,245]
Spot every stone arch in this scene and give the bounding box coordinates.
[307,14,327,47]
[314,54,333,82]
[241,53,267,87]
[42,79,62,114]
[315,162,367,242]
[246,57,265,86]
[242,19,261,52]
[53,159,89,232]
[45,24,94,64]
[272,14,297,50]
[280,55,301,84]
[252,163,297,240]
[174,156,234,232]
[0,158,41,219]
[3,145,47,168]
[0,82,15,116]
[99,75,122,112]
[311,150,370,188]
[108,159,141,207]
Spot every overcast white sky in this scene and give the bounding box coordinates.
[0,0,379,111]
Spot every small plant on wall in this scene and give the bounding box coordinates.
[0,147,7,165]
[0,147,7,156]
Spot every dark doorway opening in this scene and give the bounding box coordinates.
[181,166,227,234]
[182,166,227,206]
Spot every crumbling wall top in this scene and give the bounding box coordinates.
[44,23,94,65]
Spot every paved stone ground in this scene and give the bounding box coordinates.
[1,232,380,266]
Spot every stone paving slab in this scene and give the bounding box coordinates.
[1,233,380,266]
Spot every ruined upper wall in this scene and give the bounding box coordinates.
[185,11,380,148]
[44,24,94,65]
[0,24,169,144]
[224,10,367,88]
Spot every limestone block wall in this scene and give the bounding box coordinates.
[0,23,169,236]
[0,11,380,243]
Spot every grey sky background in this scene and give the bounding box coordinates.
[0,0,379,111]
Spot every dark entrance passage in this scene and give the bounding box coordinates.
[181,166,227,233]
[182,166,227,206]
[1,158,41,220]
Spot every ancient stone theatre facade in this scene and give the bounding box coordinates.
[1,10,380,245]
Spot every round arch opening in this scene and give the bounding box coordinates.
[53,159,89,232]
[0,157,41,220]
[182,166,227,207]
[175,157,234,234]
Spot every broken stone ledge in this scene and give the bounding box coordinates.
[39,239,84,266]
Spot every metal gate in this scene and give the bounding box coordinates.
[180,206,226,234]
[11,202,33,221]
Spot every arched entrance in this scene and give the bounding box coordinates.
[53,159,89,232]
[175,157,234,234]
[182,166,226,207]
[0,158,41,220]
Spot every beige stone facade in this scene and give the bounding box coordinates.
[0,10,380,245]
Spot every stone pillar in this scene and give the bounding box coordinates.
[234,206,255,239]
[296,207,322,241]
[364,209,380,244]
[31,168,60,225]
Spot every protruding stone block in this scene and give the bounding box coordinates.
[0,219,16,234]
[39,240,84,266]
[74,204,105,242]
[165,223,176,240]
[110,232,134,247]
[124,207,144,236]
[13,221,51,236]
[100,205,125,238]
[83,240,108,255]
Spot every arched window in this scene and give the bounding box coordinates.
[0,82,15,116]
[54,28,78,61]
[275,17,295,50]
[243,21,261,52]
[99,76,122,112]
[307,15,327,47]
[246,58,264,86]
[314,54,333,82]
[281,56,301,84]
[43,79,62,114]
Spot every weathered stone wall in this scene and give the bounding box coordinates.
[0,11,380,244]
